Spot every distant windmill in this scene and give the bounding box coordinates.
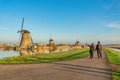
[75,41,80,46]
[17,18,33,49]
[49,33,54,47]
[49,33,55,53]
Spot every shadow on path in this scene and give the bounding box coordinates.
[51,62,112,79]
[52,63,111,71]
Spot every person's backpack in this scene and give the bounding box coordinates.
[97,44,102,50]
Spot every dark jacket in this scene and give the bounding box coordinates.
[89,45,94,52]
[96,44,102,51]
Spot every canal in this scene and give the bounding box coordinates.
[112,48,120,52]
[0,49,71,59]
[0,50,19,59]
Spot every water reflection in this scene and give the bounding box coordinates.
[0,48,71,59]
[0,50,20,59]
[20,50,31,56]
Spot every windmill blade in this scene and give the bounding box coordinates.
[17,30,21,33]
[30,34,33,44]
[18,33,22,46]
[21,17,24,30]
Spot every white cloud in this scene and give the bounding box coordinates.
[107,23,120,28]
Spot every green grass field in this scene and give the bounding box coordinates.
[0,48,89,64]
[104,48,120,80]
[104,48,120,65]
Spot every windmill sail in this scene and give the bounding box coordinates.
[21,17,24,30]
[30,34,33,44]
[18,33,22,46]
[17,17,24,33]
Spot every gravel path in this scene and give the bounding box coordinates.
[0,51,112,80]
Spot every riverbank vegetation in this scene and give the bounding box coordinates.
[104,48,120,80]
[0,48,89,64]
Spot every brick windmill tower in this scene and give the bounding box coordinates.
[17,18,33,49]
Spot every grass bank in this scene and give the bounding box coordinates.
[104,48,120,65]
[104,48,120,80]
[0,48,89,64]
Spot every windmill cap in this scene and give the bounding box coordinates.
[50,39,54,41]
[21,30,30,33]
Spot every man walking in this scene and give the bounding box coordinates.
[96,41,102,59]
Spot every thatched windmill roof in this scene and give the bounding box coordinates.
[21,30,30,33]
[49,39,54,41]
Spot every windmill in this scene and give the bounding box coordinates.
[17,18,33,49]
[75,41,80,46]
[74,38,80,46]
[49,33,55,53]
[49,33,54,47]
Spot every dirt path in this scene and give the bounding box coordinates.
[0,51,112,80]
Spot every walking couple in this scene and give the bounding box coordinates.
[89,41,102,59]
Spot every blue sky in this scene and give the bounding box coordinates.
[0,0,120,45]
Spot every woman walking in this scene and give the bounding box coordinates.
[89,43,94,59]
